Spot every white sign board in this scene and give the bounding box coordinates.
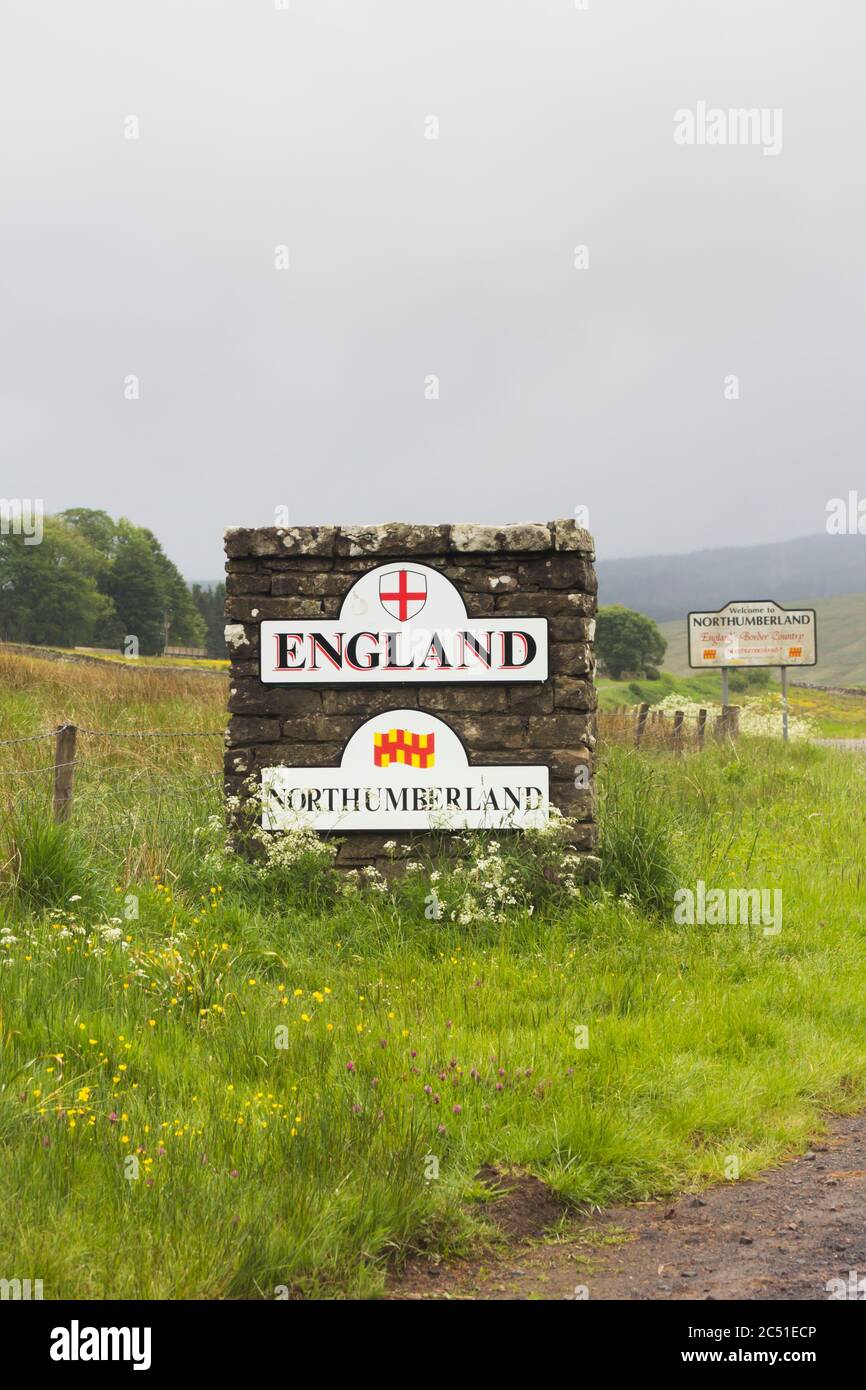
[260,563,548,684]
[261,710,550,831]
[688,600,817,668]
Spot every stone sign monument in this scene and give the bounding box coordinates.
[224,519,598,875]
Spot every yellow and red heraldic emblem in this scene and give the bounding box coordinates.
[373,729,436,769]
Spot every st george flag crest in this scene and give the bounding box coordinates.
[378,569,427,622]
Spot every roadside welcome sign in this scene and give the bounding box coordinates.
[259,562,549,829]
[261,710,550,831]
[224,520,598,866]
[688,600,817,669]
[260,563,548,684]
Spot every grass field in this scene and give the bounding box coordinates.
[0,642,230,674]
[75,653,230,672]
[1,652,866,1298]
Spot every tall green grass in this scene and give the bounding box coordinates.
[2,656,866,1297]
[597,747,685,912]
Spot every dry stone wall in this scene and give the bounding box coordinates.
[223,519,598,873]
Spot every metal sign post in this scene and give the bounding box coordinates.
[686,600,817,749]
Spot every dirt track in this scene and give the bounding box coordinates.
[389,1114,866,1301]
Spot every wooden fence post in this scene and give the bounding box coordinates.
[671,709,684,754]
[696,708,707,749]
[714,705,740,743]
[634,702,649,748]
[53,723,77,822]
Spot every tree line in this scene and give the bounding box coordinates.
[0,514,683,675]
[0,508,226,657]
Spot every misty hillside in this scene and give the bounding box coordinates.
[597,533,866,622]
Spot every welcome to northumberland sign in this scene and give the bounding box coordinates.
[688,600,817,669]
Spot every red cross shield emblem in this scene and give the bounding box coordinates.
[378,569,427,622]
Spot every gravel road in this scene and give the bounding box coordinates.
[390,1114,866,1301]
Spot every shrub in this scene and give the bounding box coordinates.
[0,810,100,914]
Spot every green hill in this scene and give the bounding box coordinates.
[658,593,866,687]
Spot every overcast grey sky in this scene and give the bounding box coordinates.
[2,0,864,579]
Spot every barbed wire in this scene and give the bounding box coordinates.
[76,728,223,739]
[3,772,222,795]
[0,761,223,779]
[0,727,223,747]
[0,731,57,747]
[0,760,77,776]
[1,730,223,779]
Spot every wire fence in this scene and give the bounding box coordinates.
[76,728,223,739]
[0,728,223,749]
[0,724,225,816]
[0,702,741,832]
[598,701,740,752]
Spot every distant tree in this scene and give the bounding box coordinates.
[59,510,117,625]
[106,526,169,654]
[0,518,114,646]
[729,667,772,692]
[596,605,667,680]
[191,582,227,658]
[4,508,209,655]
[138,527,206,648]
[59,508,118,560]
